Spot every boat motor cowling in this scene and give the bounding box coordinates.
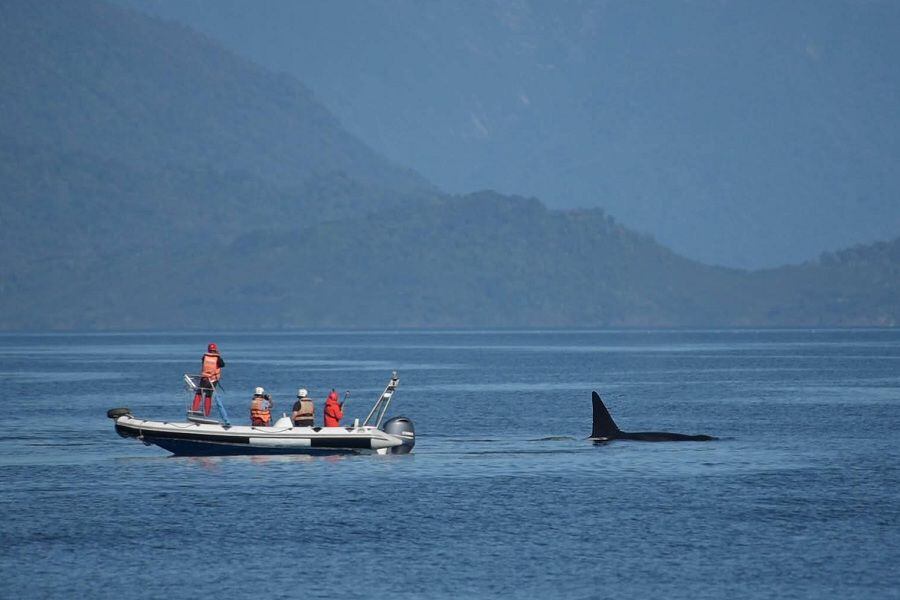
[382,416,415,454]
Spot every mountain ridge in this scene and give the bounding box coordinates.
[1,0,897,330]
[119,0,900,268]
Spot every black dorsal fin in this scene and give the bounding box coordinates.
[591,392,621,438]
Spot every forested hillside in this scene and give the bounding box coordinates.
[0,0,427,193]
[1,0,897,330]
[743,239,900,327]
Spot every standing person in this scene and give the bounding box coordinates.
[192,343,225,416]
[291,388,315,427]
[249,387,272,426]
[323,389,344,427]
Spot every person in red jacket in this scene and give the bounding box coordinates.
[191,343,225,416]
[323,389,344,427]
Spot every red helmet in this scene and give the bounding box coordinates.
[207,342,218,353]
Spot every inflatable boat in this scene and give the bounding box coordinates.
[108,373,414,456]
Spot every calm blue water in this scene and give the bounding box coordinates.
[1,330,898,599]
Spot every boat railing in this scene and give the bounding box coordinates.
[183,373,231,426]
[363,371,400,428]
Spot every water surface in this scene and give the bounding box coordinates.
[1,329,898,598]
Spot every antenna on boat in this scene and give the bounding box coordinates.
[363,371,400,428]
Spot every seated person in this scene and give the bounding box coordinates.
[249,387,272,426]
[291,388,315,427]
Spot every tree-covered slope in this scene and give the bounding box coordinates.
[173,196,900,329]
[5,180,896,330]
[742,240,900,327]
[0,136,427,329]
[0,0,427,193]
[209,192,751,329]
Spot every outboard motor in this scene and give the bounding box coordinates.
[382,416,415,454]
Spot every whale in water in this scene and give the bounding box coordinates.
[590,392,717,442]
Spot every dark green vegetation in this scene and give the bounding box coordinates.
[1,0,897,330]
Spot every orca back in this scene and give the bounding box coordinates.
[591,392,621,439]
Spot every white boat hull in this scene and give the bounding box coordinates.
[113,415,413,456]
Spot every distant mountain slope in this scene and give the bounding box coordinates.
[1,0,896,330]
[122,0,900,268]
[0,135,427,328]
[208,192,752,328]
[0,0,427,193]
[4,181,896,330]
[743,239,900,327]
[168,196,900,329]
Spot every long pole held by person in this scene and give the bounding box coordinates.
[215,388,231,427]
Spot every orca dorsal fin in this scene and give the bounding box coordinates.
[591,392,621,438]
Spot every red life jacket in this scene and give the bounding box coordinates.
[201,353,221,383]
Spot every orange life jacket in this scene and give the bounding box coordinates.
[201,353,222,382]
[250,396,271,425]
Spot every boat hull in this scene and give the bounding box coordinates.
[113,416,406,457]
[143,437,363,456]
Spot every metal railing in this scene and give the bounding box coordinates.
[183,373,231,426]
[363,372,400,428]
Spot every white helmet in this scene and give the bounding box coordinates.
[297,388,308,398]
[254,386,265,395]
